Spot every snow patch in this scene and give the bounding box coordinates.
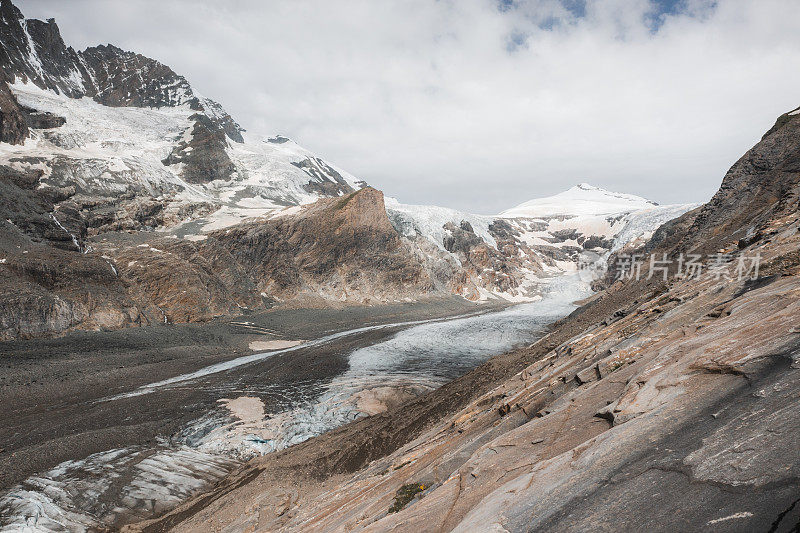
[386,197,497,249]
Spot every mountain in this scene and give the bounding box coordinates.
[0,1,373,338]
[0,0,363,218]
[0,0,694,340]
[499,182,658,217]
[139,102,800,533]
[0,0,241,139]
[386,187,695,301]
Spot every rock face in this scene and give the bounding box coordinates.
[0,0,242,140]
[294,156,357,197]
[682,106,800,252]
[213,187,434,303]
[162,113,236,184]
[132,107,800,533]
[0,72,27,144]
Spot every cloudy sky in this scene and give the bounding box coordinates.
[21,0,800,213]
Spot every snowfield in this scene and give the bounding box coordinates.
[386,197,497,250]
[499,182,658,218]
[5,82,363,234]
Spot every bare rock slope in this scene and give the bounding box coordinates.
[212,187,434,303]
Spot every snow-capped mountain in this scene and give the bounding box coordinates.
[5,82,365,235]
[498,184,696,254]
[0,0,696,340]
[385,186,696,301]
[0,0,363,236]
[499,183,658,218]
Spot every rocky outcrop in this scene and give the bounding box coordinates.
[675,107,800,254]
[440,219,536,296]
[0,72,27,144]
[294,156,356,197]
[20,103,65,129]
[94,235,264,324]
[162,113,236,184]
[213,187,434,303]
[0,245,150,339]
[0,184,450,339]
[0,160,258,338]
[0,0,87,98]
[603,107,800,285]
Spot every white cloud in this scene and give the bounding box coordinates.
[21,0,800,213]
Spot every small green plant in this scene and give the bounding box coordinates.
[608,359,626,372]
[607,354,635,372]
[388,483,426,514]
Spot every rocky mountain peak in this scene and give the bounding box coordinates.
[332,186,394,231]
[0,0,243,143]
[211,186,432,303]
[0,1,87,99]
[500,182,659,218]
[0,0,21,22]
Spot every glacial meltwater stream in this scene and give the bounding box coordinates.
[0,275,588,532]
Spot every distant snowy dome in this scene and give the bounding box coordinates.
[498,183,658,218]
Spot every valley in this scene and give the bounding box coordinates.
[1,1,798,532]
[1,284,575,530]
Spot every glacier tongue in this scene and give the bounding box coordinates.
[0,282,584,532]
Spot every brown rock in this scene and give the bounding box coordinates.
[212,187,435,302]
[575,365,600,385]
[0,72,28,145]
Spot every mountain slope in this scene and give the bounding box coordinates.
[0,0,242,140]
[208,187,435,304]
[0,0,363,217]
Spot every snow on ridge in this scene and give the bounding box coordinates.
[4,82,368,234]
[498,182,658,218]
[609,203,700,252]
[385,197,497,250]
[383,189,696,303]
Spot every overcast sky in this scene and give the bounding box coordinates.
[20,0,800,213]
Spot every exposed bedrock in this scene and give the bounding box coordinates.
[212,187,435,303]
[0,72,27,144]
